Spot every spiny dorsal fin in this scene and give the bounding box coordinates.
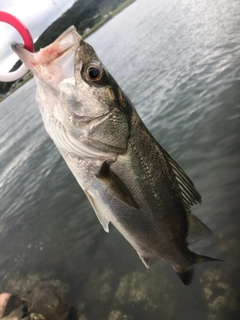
[160,146,201,209]
[186,212,213,244]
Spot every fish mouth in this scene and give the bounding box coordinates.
[11,26,81,84]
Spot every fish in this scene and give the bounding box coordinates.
[12,26,221,285]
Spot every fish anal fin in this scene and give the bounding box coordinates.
[86,191,110,233]
[186,212,213,245]
[96,162,139,210]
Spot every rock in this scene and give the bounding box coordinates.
[26,288,69,320]
[108,310,132,320]
[0,293,12,317]
[0,293,29,319]
[1,306,28,320]
[113,270,175,318]
[84,269,114,302]
[77,266,176,319]
[0,315,22,320]
[78,315,88,320]
[5,272,69,299]
[200,266,240,320]
[2,272,72,320]
[29,313,45,320]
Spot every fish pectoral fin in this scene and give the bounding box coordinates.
[186,212,213,244]
[86,191,110,233]
[160,146,202,209]
[96,162,139,210]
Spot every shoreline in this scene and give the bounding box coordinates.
[82,0,135,38]
[0,0,136,102]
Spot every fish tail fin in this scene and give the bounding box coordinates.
[173,253,223,286]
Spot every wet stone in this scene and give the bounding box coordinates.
[4,272,69,299]
[2,272,71,320]
[78,315,88,320]
[84,269,114,302]
[113,270,175,318]
[27,288,69,320]
[200,266,240,320]
[108,310,132,320]
[29,313,45,320]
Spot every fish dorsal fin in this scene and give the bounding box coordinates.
[96,162,139,210]
[86,191,110,233]
[160,146,202,208]
[186,212,213,245]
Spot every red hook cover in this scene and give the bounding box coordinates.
[0,11,34,52]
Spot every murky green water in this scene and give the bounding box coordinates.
[1,0,240,319]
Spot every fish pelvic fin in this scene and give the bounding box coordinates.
[139,255,150,269]
[86,190,110,233]
[173,253,223,286]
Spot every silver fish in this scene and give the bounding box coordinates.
[12,26,221,285]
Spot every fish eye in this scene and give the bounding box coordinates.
[83,63,107,85]
[87,67,100,79]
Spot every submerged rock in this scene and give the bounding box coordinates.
[76,265,177,319]
[29,314,45,320]
[27,288,69,320]
[5,272,69,299]
[113,270,175,318]
[0,293,12,318]
[108,310,132,320]
[200,266,240,320]
[1,272,80,320]
[78,315,88,320]
[0,293,29,320]
[84,269,114,302]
